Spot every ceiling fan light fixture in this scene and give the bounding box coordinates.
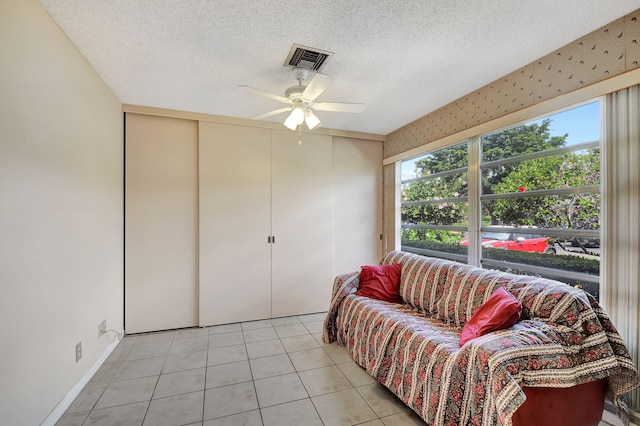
[242,64,363,134]
[284,106,304,130]
[304,109,321,130]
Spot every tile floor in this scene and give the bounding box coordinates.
[55,312,631,426]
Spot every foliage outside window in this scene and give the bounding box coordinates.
[401,142,469,262]
[401,101,601,299]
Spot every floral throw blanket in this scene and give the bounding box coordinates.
[323,267,640,426]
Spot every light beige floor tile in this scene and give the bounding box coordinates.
[113,356,165,381]
[89,362,120,385]
[280,335,321,353]
[357,382,409,417]
[209,331,244,348]
[65,382,107,413]
[125,341,171,361]
[84,401,148,426]
[169,336,209,354]
[241,319,273,330]
[303,320,325,334]
[55,411,89,426]
[380,410,427,425]
[153,368,206,399]
[203,410,262,426]
[134,330,176,344]
[254,373,308,408]
[203,382,259,420]
[164,349,207,373]
[274,323,309,338]
[62,326,620,426]
[206,360,253,388]
[261,398,323,426]
[209,323,242,335]
[297,312,327,323]
[298,365,353,397]
[208,344,248,365]
[270,316,301,326]
[312,388,377,426]
[359,421,386,426]
[288,348,334,371]
[337,361,377,387]
[249,354,295,379]
[323,343,354,364]
[94,375,157,409]
[243,327,278,343]
[117,335,139,347]
[104,345,132,363]
[144,391,204,426]
[246,339,286,359]
[174,327,210,340]
[312,332,332,347]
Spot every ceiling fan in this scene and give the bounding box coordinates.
[240,67,365,131]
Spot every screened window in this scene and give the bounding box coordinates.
[480,101,600,298]
[401,141,469,262]
[400,101,601,299]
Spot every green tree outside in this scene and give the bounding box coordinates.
[402,119,599,240]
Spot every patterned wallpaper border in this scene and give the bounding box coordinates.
[385,10,640,159]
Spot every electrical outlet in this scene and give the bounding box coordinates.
[98,320,107,338]
[75,342,82,362]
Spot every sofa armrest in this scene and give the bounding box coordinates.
[322,271,360,343]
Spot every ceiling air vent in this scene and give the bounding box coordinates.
[284,44,333,72]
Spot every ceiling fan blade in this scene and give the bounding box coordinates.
[252,107,292,120]
[302,73,332,101]
[240,85,289,103]
[313,102,365,113]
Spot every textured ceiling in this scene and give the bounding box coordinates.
[38,0,640,135]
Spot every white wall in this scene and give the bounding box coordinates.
[332,137,383,272]
[0,1,124,425]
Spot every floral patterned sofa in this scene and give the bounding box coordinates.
[323,250,640,426]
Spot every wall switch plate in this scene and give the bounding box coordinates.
[75,342,82,362]
[98,320,107,338]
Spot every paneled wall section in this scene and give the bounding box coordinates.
[385,10,640,158]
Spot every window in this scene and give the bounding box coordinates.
[401,101,601,298]
[401,142,469,262]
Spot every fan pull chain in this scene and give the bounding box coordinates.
[298,124,303,146]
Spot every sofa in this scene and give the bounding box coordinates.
[323,250,640,426]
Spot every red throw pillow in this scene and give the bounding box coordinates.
[459,287,522,346]
[355,263,403,304]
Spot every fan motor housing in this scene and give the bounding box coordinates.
[285,85,306,100]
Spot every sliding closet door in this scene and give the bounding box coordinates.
[125,114,198,333]
[271,130,333,317]
[332,137,383,275]
[199,122,272,326]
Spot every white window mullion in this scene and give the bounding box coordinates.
[467,136,482,267]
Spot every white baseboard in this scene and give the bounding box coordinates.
[40,332,124,426]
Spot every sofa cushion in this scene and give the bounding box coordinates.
[434,265,508,327]
[381,251,462,314]
[459,286,522,345]
[356,263,403,303]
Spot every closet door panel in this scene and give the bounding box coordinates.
[125,114,198,333]
[271,131,333,317]
[332,137,383,275]
[199,122,272,326]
